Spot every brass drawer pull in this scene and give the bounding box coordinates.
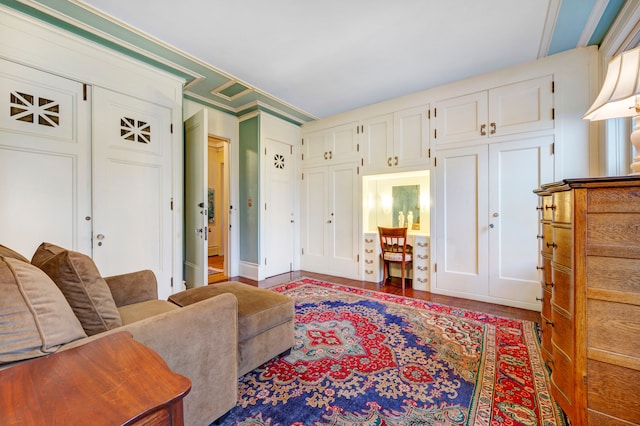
[417,266,428,271]
[546,242,557,249]
[417,254,428,259]
[365,249,373,254]
[417,242,428,248]
[536,297,543,301]
[545,320,554,326]
[544,282,554,288]
[537,235,543,239]
[365,259,373,264]
[536,265,544,270]
[545,204,556,211]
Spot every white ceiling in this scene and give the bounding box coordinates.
[76,0,606,119]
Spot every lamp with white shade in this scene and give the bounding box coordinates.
[584,45,640,174]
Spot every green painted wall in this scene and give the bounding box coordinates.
[239,116,260,264]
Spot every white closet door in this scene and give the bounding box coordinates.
[435,145,489,296]
[0,58,90,257]
[488,136,554,304]
[328,162,360,278]
[264,138,294,277]
[92,87,172,295]
[301,166,329,271]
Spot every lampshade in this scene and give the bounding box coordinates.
[584,45,640,174]
[583,45,640,121]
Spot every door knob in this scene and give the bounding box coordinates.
[489,224,494,228]
[96,234,105,240]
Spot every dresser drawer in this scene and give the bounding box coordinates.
[541,286,552,319]
[541,256,552,284]
[551,308,573,356]
[587,360,640,424]
[541,195,554,221]
[550,346,574,409]
[587,256,640,294]
[552,226,572,268]
[588,299,640,359]
[588,186,640,213]
[553,191,573,224]
[551,267,572,315]
[587,213,640,252]
[540,313,553,360]
[542,223,554,255]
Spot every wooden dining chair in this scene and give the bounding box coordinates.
[378,226,412,290]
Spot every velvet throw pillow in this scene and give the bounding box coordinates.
[0,244,30,263]
[32,243,122,336]
[0,257,86,364]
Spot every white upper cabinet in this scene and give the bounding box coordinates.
[361,113,394,170]
[302,121,359,166]
[393,105,430,168]
[361,106,430,172]
[433,75,554,147]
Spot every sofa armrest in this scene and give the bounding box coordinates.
[61,293,239,425]
[124,293,238,425]
[104,270,158,307]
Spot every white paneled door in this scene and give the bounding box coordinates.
[0,58,91,258]
[92,87,173,290]
[264,138,294,277]
[183,109,209,288]
[488,137,554,303]
[435,145,490,297]
[435,136,554,309]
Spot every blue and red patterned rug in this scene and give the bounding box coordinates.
[217,278,564,425]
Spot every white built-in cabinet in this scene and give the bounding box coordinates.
[362,232,430,290]
[432,75,554,147]
[434,137,554,309]
[301,121,359,165]
[301,47,593,309]
[0,11,183,299]
[301,162,360,279]
[362,106,430,172]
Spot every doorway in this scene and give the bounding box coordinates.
[207,136,229,283]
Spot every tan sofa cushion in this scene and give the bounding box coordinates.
[118,300,180,325]
[169,281,294,343]
[0,257,86,364]
[0,244,30,263]
[32,243,122,336]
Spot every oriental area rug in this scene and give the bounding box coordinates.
[216,278,565,426]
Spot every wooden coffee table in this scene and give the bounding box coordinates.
[0,331,191,425]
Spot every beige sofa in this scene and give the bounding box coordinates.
[0,243,238,425]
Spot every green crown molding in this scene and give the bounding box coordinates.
[1,0,316,125]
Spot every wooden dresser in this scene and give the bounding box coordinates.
[535,177,640,425]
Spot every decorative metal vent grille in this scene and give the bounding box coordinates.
[120,117,151,144]
[10,91,60,127]
[274,153,285,169]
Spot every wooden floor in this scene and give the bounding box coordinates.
[216,267,541,323]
